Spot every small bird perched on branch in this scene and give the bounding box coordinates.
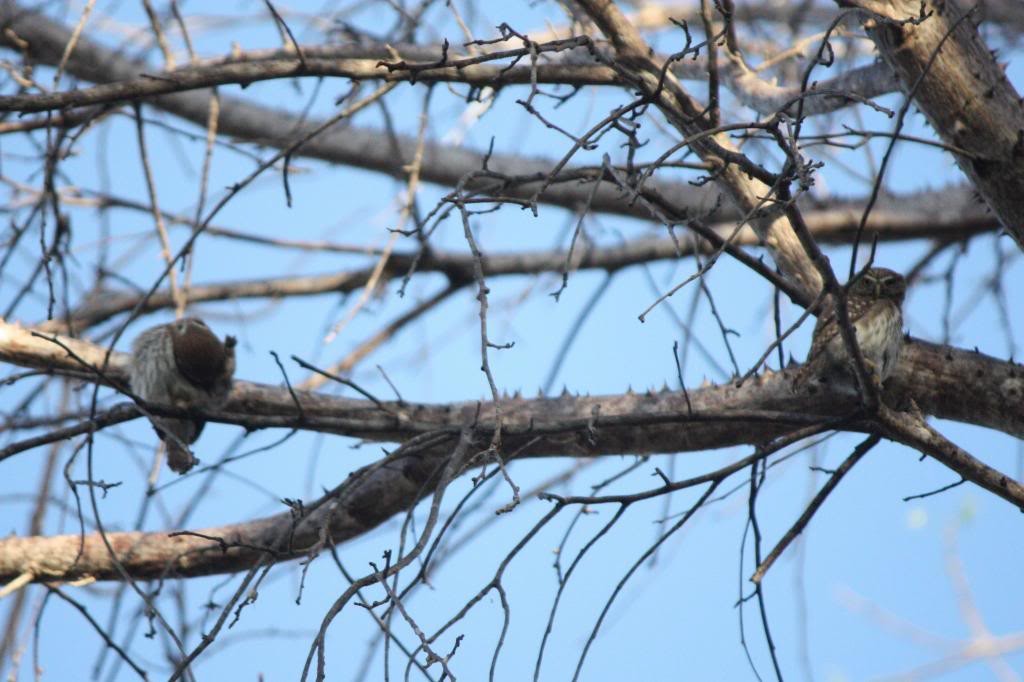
[797,267,906,388]
[129,318,236,474]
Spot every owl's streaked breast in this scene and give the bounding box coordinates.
[824,299,903,380]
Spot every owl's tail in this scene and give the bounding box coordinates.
[165,439,198,474]
[151,417,200,474]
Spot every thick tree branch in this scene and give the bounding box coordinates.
[847,0,1024,250]
[0,430,466,584]
[3,320,1021,445]
[1,318,1021,531]
[1,324,1021,584]
[573,0,822,297]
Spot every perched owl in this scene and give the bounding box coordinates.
[129,318,236,474]
[798,267,906,388]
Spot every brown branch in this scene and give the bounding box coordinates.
[751,434,880,584]
[0,45,615,114]
[0,28,904,119]
[1,318,1022,545]
[876,404,1024,510]
[4,319,1023,443]
[30,183,998,335]
[573,0,822,298]
[848,0,1024,250]
[0,2,903,231]
[0,431,465,585]
[0,344,1019,583]
[3,317,1023,440]
[0,5,705,220]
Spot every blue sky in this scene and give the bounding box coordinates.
[1,2,1022,681]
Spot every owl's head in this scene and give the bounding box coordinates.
[171,317,210,336]
[171,318,237,349]
[849,267,906,303]
[169,317,236,391]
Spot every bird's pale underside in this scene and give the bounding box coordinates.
[129,318,236,474]
[798,267,907,389]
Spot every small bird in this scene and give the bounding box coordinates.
[798,267,906,388]
[129,318,236,474]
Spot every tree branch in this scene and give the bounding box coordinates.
[31,185,997,334]
[847,0,1024,250]
[1,319,1022,589]
[573,0,823,297]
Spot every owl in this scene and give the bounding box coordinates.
[129,318,236,474]
[798,267,906,388]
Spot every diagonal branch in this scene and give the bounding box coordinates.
[751,434,880,584]
[845,0,1024,250]
[573,0,822,297]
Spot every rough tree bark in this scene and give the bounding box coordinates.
[844,0,1024,248]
